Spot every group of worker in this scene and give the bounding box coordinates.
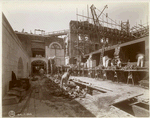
[103,53,144,68]
[57,53,145,90]
[102,56,121,68]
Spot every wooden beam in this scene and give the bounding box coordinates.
[84,36,148,57]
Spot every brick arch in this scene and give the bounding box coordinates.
[31,58,48,64]
[18,57,24,78]
[31,60,47,65]
[49,42,62,49]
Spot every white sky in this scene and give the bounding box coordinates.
[1,1,149,33]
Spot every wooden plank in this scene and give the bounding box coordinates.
[124,70,149,72]
[72,80,113,92]
[84,36,148,57]
[119,36,147,47]
[73,69,148,72]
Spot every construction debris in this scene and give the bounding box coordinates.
[45,75,88,99]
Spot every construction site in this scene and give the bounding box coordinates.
[2,3,149,117]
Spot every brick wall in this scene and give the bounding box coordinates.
[15,33,32,57]
[2,13,31,97]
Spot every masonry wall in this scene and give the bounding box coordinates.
[16,33,32,57]
[45,37,65,65]
[69,31,96,60]
[45,44,65,66]
[2,14,31,97]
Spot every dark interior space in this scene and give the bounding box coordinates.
[135,102,149,110]
[31,60,46,74]
[113,98,149,117]
[32,65,44,74]
[69,57,77,64]
[120,41,145,62]
[104,49,115,59]
[81,56,89,63]
[95,44,99,50]
[32,48,45,57]
[92,53,100,66]
[113,98,138,116]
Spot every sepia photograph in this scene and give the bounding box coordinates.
[1,0,149,117]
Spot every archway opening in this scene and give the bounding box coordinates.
[31,60,47,75]
[18,57,23,78]
[49,42,62,49]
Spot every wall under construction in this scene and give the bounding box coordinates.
[68,20,133,64]
[68,4,149,66]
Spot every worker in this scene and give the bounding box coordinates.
[87,55,92,68]
[117,58,122,68]
[111,59,114,66]
[60,68,72,89]
[39,68,45,77]
[113,71,118,82]
[102,56,109,67]
[48,56,56,75]
[105,58,111,68]
[136,53,144,67]
[102,70,107,80]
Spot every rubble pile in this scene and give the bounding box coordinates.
[45,75,87,99]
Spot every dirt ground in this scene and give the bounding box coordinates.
[19,76,95,117]
[18,75,148,117]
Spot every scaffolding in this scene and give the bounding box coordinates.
[69,4,149,65]
[130,23,149,39]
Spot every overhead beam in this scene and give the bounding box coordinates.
[84,36,148,57]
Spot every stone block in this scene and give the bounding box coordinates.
[7,89,21,97]
[2,95,21,105]
[11,87,26,97]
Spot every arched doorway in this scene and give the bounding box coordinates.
[18,57,23,78]
[31,60,47,75]
[49,42,63,66]
[49,42,62,49]
[49,42,62,57]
